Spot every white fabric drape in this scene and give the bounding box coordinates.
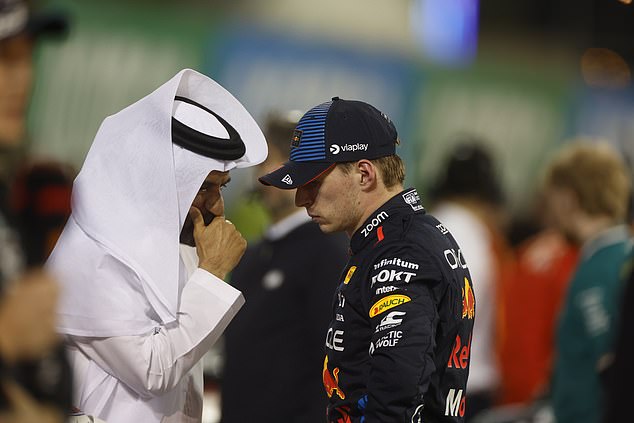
[48,68,266,337]
[66,247,242,422]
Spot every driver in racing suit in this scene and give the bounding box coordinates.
[259,97,475,422]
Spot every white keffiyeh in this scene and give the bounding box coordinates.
[48,69,267,337]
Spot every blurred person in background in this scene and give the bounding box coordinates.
[0,0,71,422]
[46,69,268,423]
[220,111,348,423]
[428,141,512,420]
[259,97,474,423]
[0,269,64,423]
[497,184,579,406]
[10,160,74,266]
[0,0,67,285]
[544,142,631,423]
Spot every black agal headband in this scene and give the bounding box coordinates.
[171,96,246,160]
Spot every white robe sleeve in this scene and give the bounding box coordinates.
[68,268,243,399]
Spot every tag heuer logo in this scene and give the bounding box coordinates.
[330,144,340,154]
[281,174,293,185]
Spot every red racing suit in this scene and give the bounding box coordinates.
[323,188,475,422]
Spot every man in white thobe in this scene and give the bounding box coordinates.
[46,69,267,422]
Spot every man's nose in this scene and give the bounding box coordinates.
[295,186,310,208]
[205,193,225,216]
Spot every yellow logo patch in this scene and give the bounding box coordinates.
[369,294,411,318]
[344,266,357,284]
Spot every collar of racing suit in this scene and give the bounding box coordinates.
[349,187,426,255]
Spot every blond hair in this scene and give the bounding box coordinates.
[339,155,405,189]
[543,142,631,221]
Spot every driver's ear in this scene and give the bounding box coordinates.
[357,160,377,191]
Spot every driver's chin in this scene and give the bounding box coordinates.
[317,222,336,234]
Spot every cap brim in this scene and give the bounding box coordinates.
[259,161,334,189]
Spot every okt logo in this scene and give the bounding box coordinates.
[445,389,466,417]
[371,269,416,287]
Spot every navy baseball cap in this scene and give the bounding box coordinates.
[0,0,68,41]
[259,97,398,189]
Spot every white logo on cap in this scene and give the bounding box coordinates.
[282,174,293,185]
[330,143,368,155]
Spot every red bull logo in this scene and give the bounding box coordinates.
[332,406,352,423]
[323,355,345,400]
[447,334,471,369]
[462,277,475,319]
[291,129,302,147]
